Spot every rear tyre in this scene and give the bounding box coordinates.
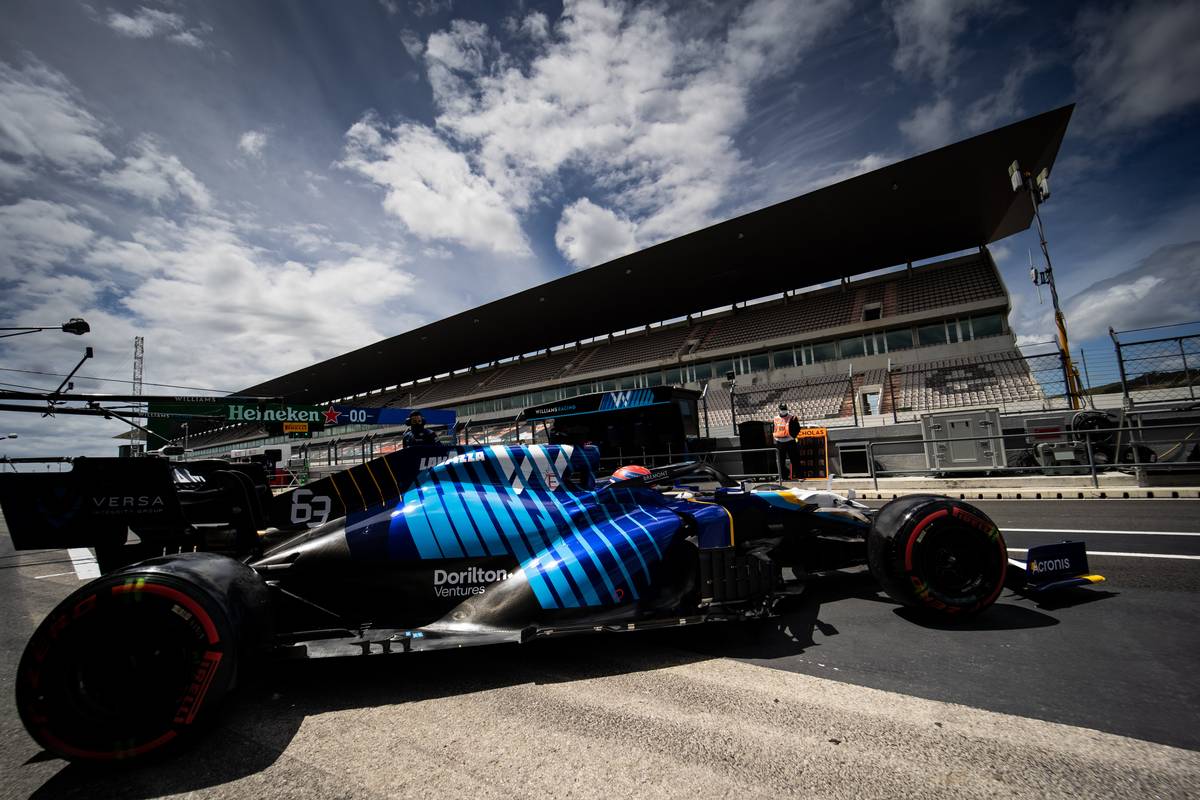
[867,495,1007,619]
[16,553,271,763]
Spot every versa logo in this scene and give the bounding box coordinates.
[92,496,164,508]
[611,390,633,408]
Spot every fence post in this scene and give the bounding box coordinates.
[850,372,859,427]
[868,441,878,492]
[1110,327,1132,409]
[729,382,737,434]
[1058,349,1073,410]
[1078,349,1096,409]
[1180,339,1196,400]
[1083,430,1099,489]
[887,367,898,424]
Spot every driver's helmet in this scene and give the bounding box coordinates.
[610,464,651,482]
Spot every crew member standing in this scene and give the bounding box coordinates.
[402,410,438,448]
[773,403,801,481]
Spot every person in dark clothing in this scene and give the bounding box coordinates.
[772,403,802,481]
[401,410,438,448]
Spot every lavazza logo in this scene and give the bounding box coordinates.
[433,566,511,598]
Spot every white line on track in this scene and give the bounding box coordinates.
[1003,527,1200,537]
[1006,548,1200,561]
[67,547,100,579]
[34,571,80,580]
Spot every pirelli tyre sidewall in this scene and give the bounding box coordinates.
[16,553,271,764]
[867,495,1007,618]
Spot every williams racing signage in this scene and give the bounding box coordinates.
[521,386,672,421]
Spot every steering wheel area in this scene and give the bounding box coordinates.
[606,460,740,489]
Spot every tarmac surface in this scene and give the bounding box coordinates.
[1,499,1198,799]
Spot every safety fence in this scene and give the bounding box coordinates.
[1110,327,1200,408]
[589,420,1199,485]
[863,422,1199,489]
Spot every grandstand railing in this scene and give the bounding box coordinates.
[1110,326,1200,408]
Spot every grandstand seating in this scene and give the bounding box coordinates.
[180,252,1023,453]
[479,349,581,392]
[574,325,693,376]
[895,257,1003,315]
[703,373,855,435]
[350,254,1007,411]
[698,295,851,352]
[892,350,1045,411]
[407,370,496,405]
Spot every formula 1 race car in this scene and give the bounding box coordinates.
[2,441,1103,763]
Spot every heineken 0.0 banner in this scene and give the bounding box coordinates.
[147,398,455,444]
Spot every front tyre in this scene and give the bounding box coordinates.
[16,553,271,763]
[867,495,1007,619]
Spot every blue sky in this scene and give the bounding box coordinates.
[1,0,1199,457]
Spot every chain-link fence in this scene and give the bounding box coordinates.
[1110,328,1200,408]
[885,350,1071,421]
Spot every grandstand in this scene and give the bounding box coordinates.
[188,249,1046,452]
[182,106,1075,459]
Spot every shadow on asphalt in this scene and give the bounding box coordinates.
[894,602,1059,630]
[1026,587,1121,611]
[24,570,1072,798]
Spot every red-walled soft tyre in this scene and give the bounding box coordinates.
[16,553,271,763]
[867,495,1007,619]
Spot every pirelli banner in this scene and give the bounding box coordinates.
[794,428,829,480]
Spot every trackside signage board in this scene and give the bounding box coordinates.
[794,428,828,480]
[148,400,455,442]
[521,387,672,421]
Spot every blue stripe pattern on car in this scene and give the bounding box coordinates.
[347,445,682,610]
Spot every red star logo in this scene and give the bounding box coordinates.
[323,406,342,424]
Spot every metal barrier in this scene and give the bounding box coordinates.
[864,422,1199,490]
[1110,327,1200,408]
[0,456,74,472]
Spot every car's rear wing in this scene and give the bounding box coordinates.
[0,445,470,553]
[0,456,273,553]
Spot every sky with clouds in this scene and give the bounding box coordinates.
[1,0,1199,458]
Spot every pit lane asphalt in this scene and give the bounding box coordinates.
[1,500,1198,799]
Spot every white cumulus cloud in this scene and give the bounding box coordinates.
[887,0,1006,85]
[238,130,268,159]
[99,136,212,209]
[340,118,530,255]
[105,6,209,48]
[1064,241,1200,340]
[0,60,115,173]
[346,0,850,264]
[898,95,956,149]
[0,198,96,276]
[555,198,638,269]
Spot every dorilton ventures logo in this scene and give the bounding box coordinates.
[227,405,321,423]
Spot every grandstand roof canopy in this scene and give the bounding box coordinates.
[245,105,1073,402]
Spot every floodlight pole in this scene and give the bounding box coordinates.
[1011,161,1083,409]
